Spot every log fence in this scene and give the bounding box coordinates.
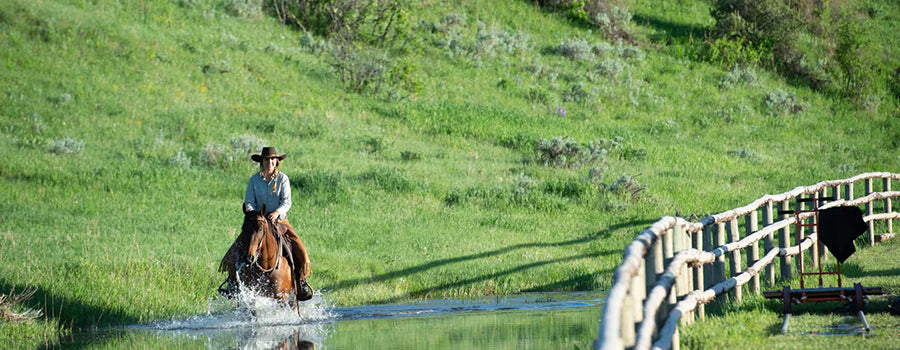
[595,172,900,350]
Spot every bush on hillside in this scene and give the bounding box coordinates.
[533,0,634,42]
[557,38,593,61]
[327,43,389,94]
[606,173,645,201]
[718,66,758,89]
[225,0,264,18]
[272,0,412,50]
[534,136,616,168]
[764,88,805,115]
[833,13,876,101]
[709,0,887,107]
[48,137,84,155]
[583,1,633,43]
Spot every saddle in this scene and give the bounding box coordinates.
[274,222,314,302]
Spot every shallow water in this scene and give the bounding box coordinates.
[56,288,605,349]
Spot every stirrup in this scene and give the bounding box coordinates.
[297,280,314,301]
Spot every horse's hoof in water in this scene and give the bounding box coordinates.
[218,282,238,299]
[297,280,314,301]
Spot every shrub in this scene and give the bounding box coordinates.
[647,120,679,135]
[719,66,759,89]
[704,36,765,69]
[436,13,467,33]
[274,0,411,50]
[298,32,330,54]
[618,45,644,61]
[727,148,759,161]
[534,136,612,168]
[764,89,805,115]
[593,41,615,58]
[833,14,876,101]
[527,86,553,105]
[595,57,626,78]
[328,43,389,94]
[48,137,85,155]
[171,148,192,170]
[586,166,605,184]
[225,0,263,18]
[200,143,234,168]
[512,173,537,196]
[585,2,633,42]
[562,83,595,104]
[606,173,645,201]
[557,38,593,61]
[400,150,421,161]
[229,134,267,156]
[711,0,801,51]
[533,0,581,10]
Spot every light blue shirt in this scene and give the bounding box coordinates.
[244,171,292,220]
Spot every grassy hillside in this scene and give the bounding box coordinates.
[1,0,898,347]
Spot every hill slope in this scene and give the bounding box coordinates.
[1,0,897,345]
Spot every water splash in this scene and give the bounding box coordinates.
[134,285,335,348]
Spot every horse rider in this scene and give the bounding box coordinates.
[221,146,312,298]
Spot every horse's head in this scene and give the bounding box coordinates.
[242,204,273,266]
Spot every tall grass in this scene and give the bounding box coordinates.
[0,0,897,347]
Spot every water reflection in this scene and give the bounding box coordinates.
[55,291,604,349]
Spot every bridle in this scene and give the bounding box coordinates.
[247,215,284,273]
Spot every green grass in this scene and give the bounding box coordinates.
[0,0,898,347]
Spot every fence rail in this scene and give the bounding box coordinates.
[595,172,899,350]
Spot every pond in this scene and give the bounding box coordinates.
[55,289,605,349]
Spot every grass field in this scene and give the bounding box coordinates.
[0,0,898,348]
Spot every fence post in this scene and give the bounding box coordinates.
[693,226,705,320]
[622,288,636,348]
[663,228,676,313]
[834,184,842,200]
[866,178,874,246]
[811,192,820,270]
[633,259,645,324]
[780,200,792,281]
[646,227,665,338]
[646,233,660,297]
[820,190,830,263]
[746,210,760,295]
[763,201,775,287]
[845,181,854,201]
[728,218,742,303]
[795,200,805,273]
[673,224,691,323]
[885,178,893,236]
[703,225,713,289]
[714,223,727,284]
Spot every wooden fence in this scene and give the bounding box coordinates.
[595,172,900,350]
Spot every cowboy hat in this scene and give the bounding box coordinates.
[251,146,287,162]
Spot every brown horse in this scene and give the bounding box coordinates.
[220,204,298,310]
